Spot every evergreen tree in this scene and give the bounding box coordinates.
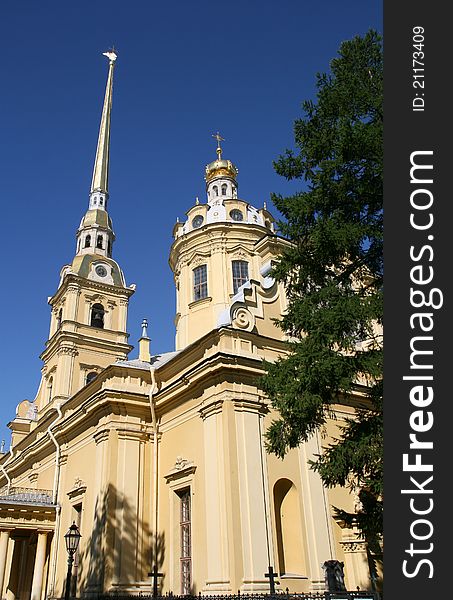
[262,31,383,551]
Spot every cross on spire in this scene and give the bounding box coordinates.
[212,131,225,160]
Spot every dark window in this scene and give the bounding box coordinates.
[56,308,62,329]
[192,215,204,229]
[84,235,91,248]
[193,265,208,301]
[213,185,218,197]
[107,240,112,256]
[221,184,227,195]
[47,377,53,403]
[86,371,97,384]
[90,303,105,328]
[180,489,191,595]
[96,235,104,249]
[230,209,243,222]
[232,260,249,294]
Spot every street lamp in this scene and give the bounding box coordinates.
[64,522,81,600]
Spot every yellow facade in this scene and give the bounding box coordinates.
[0,55,374,599]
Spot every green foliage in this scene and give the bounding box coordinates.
[262,31,383,543]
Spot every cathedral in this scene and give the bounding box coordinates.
[0,52,372,599]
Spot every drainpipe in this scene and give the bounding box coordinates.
[149,365,160,584]
[47,404,64,597]
[0,447,15,495]
[139,319,161,580]
[47,404,63,503]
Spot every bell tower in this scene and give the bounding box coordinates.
[169,135,284,350]
[36,51,135,414]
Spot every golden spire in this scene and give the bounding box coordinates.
[90,50,117,195]
[212,131,224,160]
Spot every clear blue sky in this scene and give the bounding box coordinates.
[0,1,382,445]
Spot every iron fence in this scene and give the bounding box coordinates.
[89,591,381,600]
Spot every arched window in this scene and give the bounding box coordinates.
[273,479,306,575]
[99,198,104,206]
[96,235,104,249]
[213,185,219,197]
[90,303,105,328]
[86,371,98,384]
[221,184,227,196]
[232,260,249,294]
[56,308,62,329]
[107,240,112,256]
[47,377,53,403]
[84,235,91,248]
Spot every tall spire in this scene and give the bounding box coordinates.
[89,50,117,209]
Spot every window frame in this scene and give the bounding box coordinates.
[232,259,249,294]
[193,264,208,301]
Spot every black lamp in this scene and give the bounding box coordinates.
[64,522,81,600]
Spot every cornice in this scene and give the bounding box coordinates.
[49,273,134,306]
[232,398,269,415]
[41,329,132,362]
[199,398,224,420]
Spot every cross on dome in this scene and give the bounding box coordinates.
[212,131,225,160]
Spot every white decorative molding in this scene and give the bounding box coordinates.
[232,306,255,332]
[164,456,197,483]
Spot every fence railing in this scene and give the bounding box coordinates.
[89,591,381,600]
[0,486,54,505]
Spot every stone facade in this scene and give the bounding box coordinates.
[0,55,375,599]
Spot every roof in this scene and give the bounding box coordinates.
[115,350,181,370]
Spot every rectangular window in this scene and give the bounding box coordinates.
[180,490,192,595]
[193,264,208,301]
[232,260,249,294]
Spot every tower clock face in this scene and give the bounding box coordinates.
[95,265,107,277]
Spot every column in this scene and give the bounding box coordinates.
[200,399,230,592]
[0,529,12,596]
[30,531,48,600]
[85,428,111,593]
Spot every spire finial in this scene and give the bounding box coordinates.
[139,318,151,362]
[141,318,149,338]
[90,50,117,204]
[212,131,225,160]
[102,48,117,64]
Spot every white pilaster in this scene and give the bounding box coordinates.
[30,531,48,600]
[234,400,270,591]
[298,432,336,591]
[0,529,11,596]
[200,400,230,591]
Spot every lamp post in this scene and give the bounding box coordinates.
[64,522,81,600]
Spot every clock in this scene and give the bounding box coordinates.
[95,265,107,277]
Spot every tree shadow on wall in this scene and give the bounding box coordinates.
[75,483,166,594]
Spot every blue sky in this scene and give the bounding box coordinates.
[0,1,382,445]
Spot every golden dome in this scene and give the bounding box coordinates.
[205,158,238,183]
